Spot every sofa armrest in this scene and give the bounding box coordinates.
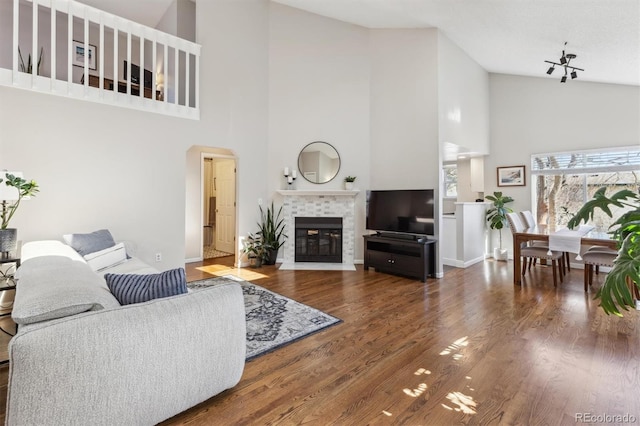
[6,282,246,426]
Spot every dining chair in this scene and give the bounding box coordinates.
[520,210,571,273]
[506,212,565,287]
[581,246,618,292]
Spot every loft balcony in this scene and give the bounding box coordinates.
[0,0,201,119]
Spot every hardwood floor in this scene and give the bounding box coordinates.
[1,258,638,425]
[167,258,639,425]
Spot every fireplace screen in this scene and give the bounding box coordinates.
[295,217,342,263]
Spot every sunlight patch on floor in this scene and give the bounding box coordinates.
[196,264,269,281]
[442,391,477,414]
[403,368,431,398]
[439,336,469,357]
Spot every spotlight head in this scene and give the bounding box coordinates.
[561,75,567,83]
[571,70,577,79]
[547,66,555,75]
[560,55,567,65]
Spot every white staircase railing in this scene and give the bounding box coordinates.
[0,0,201,119]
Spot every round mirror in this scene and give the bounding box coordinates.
[298,141,341,184]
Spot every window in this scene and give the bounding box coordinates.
[531,146,640,229]
[443,164,457,198]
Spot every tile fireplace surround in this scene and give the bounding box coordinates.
[277,190,359,271]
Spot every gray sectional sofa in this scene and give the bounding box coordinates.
[5,240,246,426]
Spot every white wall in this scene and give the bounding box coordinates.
[438,33,490,156]
[487,73,640,255]
[369,29,440,192]
[184,0,269,263]
[268,3,370,260]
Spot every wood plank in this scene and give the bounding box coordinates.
[0,257,638,425]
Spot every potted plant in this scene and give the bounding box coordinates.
[256,202,287,265]
[344,176,356,190]
[18,46,44,75]
[567,187,640,316]
[485,191,514,261]
[242,233,266,268]
[0,172,39,252]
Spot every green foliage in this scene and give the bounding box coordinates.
[485,191,514,249]
[257,202,287,251]
[568,187,640,316]
[18,47,43,74]
[243,202,287,266]
[0,173,39,229]
[242,233,267,266]
[345,176,357,183]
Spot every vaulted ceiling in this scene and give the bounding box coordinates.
[78,0,640,87]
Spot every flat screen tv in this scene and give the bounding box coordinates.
[123,60,152,89]
[366,189,435,237]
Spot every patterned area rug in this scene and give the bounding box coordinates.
[187,276,342,361]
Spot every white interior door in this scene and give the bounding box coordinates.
[215,159,236,254]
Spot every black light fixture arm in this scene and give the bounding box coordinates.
[543,60,584,72]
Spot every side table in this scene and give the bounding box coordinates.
[0,244,21,349]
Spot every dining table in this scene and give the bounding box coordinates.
[512,224,618,285]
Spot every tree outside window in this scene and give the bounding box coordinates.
[443,164,457,198]
[532,148,639,229]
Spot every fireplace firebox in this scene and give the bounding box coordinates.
[295,217,342,263]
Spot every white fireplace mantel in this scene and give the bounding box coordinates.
[277,189,360,197]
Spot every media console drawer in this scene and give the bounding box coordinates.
[363,235,436,282]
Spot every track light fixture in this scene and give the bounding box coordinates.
[544,42,584,83]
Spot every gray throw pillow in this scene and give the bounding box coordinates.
[105,268,188,305]
[63,229,116,256]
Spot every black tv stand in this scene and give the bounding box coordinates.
[364,234,436,282]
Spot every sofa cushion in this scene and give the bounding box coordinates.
[105,268,188,305]
[19,240,86,265]
[13,256,121,325]
[63,229,116,256]
[84,242,127,271]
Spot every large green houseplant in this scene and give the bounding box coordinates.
[255,202,287,265]
[0,172,39,252]
[567,187,640,316]
[485,191,514,261]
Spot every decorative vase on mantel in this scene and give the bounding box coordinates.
[344,182,353,190]
[0,228,18,253]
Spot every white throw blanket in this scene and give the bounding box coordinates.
[548,225,595,260]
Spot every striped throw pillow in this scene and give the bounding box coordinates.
[104,268,187,305]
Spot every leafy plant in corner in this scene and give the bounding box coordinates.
[0,173,39,230]
[567,187,640,316]
[256,202,287,265]
[485,191,514,252]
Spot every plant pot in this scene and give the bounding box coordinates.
[0,228,17,253]
[493,247,508,261]
[249,255,263,268]
[344,182,354,190]
[263,248,278,265]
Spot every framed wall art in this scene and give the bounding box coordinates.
[72,40,97,70]
[497,165,526,187]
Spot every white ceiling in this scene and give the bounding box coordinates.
[273,0,640,87]
[77,0,639,87]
